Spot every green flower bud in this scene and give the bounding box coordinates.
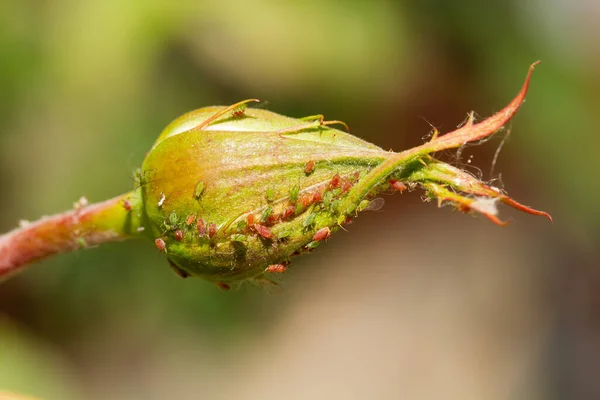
[0,63,551,285]
[139,100,393,284]
[135,63,550,288]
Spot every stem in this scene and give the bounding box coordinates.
[0,191,143,279]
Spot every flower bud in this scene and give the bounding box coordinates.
[137,64,550,287]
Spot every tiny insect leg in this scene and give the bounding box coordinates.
[275,115,350,136]
[191,99,260,131]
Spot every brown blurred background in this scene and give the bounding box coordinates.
[0,1,598,399]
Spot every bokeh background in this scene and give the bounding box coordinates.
[0,1,598,399]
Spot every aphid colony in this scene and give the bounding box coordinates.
[152,160,408,283]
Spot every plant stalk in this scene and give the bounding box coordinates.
[0,191,142,279]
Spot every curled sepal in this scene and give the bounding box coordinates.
[409,161,552,225]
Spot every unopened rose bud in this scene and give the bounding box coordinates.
[134,63,549,287]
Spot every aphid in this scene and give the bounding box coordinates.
[174,230,184,241]
[341,180,352,193]
[230,234,246,242]
[266,213,279,225]
[194,181,205,199]
[246,214,255,226]
[312,190,323,203]
[389,179,407,192]
[305,241,320,250]
[169,211,178,227]
[305,160,315,175]
[134,168,145,186]
[236,220,247,231]
[289,185,299,203]
[122,199,132,211]
[185,213,196,225]
[323,191,334,206]
[313,227,331,242]
[330,173,341,188]
[261,207,273,223]
[266,188,275,202]
[254,224,273,239]
[303,213,316,227]
[155,238,166,252]
[231,104,247,117]
[282,206,295,220]
[208,223,217,238]
[301,194,312,208]
[197,218,206,237]
[216,282,231,291]
[76,237,87,248]
[265,264,287,273]
[158,193,166,208]
[277,228,293,239]
[134,168,152,188]
[353,171,361,182]
[329,199,340,213]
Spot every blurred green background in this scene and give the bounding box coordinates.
[0,1,598,399]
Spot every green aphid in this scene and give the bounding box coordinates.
[76,237,87,248]
[236,220,247,232]
[329,200,341,213]
[289,185,299,203]
[303,213,316,227]
[357,199,371,212]
[323,191,334,206]
[277,229,293,239]
[261,207,273,223]
[194,181,205,199]
[169,211,178,227]
[305,241,320,249]
[266,188,275,202]
[295,202,303,216]
[337,214,347,226]
[230,234,247,242]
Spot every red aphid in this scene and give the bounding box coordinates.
[266,264,287,273]
[389,179,407,192]
[301,194,312,208]
[266,214,279,225]
[208,223,217,238]
[197,218,206,237]
[313,227,331,242]
[155,238,166,252]
[282,206,295,220]
[216,282,231,291]
[305,160,315,174]
[341,179,352,193]
[122,199,132,211]
[185,213,196,225]
[246,213,255,226]
[232,107,245,117]
[330,173,341,188]
[353,171,360,182]
[312,190,323,203]
[174,230,183,241]
[254,223,273,239]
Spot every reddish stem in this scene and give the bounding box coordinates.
[0,193,140,279]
